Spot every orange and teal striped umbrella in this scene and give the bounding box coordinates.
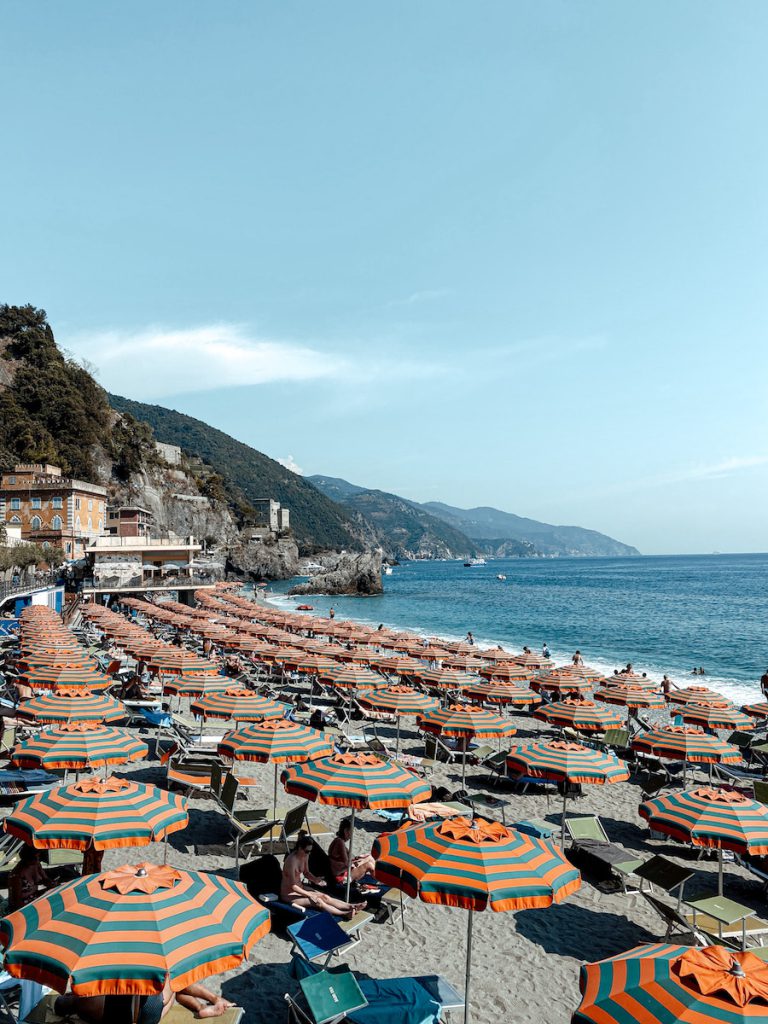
[191,688,286,721]
[444,655,487,672]
[478,662,531,683]
[322,666,386,690]
[594,684,666,710]
[0,862,269,996]
[531,673,593,696]
[678,702,754,731]
[24,665,112,692]
[507,740,629,846]
[418,704,516,739]
[358,685,438,717]
[163,674,229,697]
[218,719,332,763]
[409,668,481,689]
[743,702,768,720]
[12,723,148,770]
[574,942,768,1024]
[507,740,629,786]
[463,682,541,707]
[281,751,431,810]
[640,786,768,894]
[379,656,421,676]
[4,776,188,851]
[534,698,625,734]
[632,726,742,765]
[666,685,725,705]
[17,689,126,725]
[373,816,580,1024]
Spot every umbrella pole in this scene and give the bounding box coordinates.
[396,719,401,758]
[273,762,278,823]
[462,745,467,789]
[345,809,356,904]
[463,909,473,1024]
[561,786,568,849]
[718,845,724,896]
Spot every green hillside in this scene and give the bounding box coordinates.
[108,394,360,552]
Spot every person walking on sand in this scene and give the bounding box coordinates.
[661,674,674,696]
[542,642,550,659]
[329,607,335,620]
[466,631,474,646]
[572,650,584,666]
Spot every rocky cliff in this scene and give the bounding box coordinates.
[288,550,383,596]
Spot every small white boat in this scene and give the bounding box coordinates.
[383,566,393,575]
[464,557,486,567]
[496,573,506,580]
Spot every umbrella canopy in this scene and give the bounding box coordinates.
[632,726,742,764]
[507,740,630,786]
[535,698,624,734]
[531,673,593,696]
[678,702,755,731]
[410,668,481,689]
[163,674,229,697]
[23,666,112,692]
[639,786,768,894]
[218,719,332,763]
[418,704,517,739]
[323,666,386,690]
[373,816,581,910]
[574,942,768,1024]
[281,751,431,810]
[667,685,726,705]
[12,722,148,770]
[17,689,126,725]
[0,861,269,995]
[190,688,286,722]
[594,684,666,710]
[462,682,541,707]
[743,702,768,720]
[639,787,768,855]
[4,776,188,851]
[374,816,580,1024]
[507,740,629,846]
[358,685,438,716]
[478,662,531,683]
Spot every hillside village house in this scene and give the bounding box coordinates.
[0,464,107,558]
[86,534,203,592]
[106,504,153,538]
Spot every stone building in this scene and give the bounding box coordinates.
[0,464,107,558]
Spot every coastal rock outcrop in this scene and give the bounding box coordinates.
[288,550,383,596]
[227,535,300,582]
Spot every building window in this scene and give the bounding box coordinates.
[52,497,63,509]
[52,515,63,530]
[9,516,20,524]
[87,518,92,531]
[31,498,41,509]
[7,476,15,484]
[75,498,81,510]
[10,498,20,511]
[30,516,42,531]
[98,518,103,531]
[88,500,93,511]
[75,516,81,531]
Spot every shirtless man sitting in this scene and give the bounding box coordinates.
[281,834,365,918]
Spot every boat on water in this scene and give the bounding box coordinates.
[464,557,486,567]
[496,573,506,580]
[383,565,393,575]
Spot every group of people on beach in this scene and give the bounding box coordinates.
[279,820,376,918]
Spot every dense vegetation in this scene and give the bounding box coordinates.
[0,305,155,482]
[108,394,361,552]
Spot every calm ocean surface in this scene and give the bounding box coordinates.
[266,553,768,704]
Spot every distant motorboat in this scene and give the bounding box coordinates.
[383,565,393,575]
[464,557,486,567]
[496,573,506,580]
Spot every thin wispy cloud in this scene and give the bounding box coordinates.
[578,455,768,502]
[277,455,304,475]
[65,324,348,400]
[385,288,450,308]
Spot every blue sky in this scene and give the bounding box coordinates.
[3,2,767,554]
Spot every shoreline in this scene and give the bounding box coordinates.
[263,578,762,706]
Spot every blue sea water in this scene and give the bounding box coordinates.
[266,553,768,705]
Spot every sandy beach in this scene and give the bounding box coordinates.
[95,699,763,1024]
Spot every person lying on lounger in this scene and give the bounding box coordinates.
[328,818,376,886]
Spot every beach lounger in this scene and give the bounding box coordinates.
[285,954,464,1024]
[563,815,645,891]
[240,854,313,924]
[288,912,373,967]
[642,891,768,949]
[594,728,630,755]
